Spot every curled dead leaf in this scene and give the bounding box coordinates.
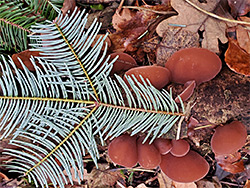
[225,39,250,76]
[215,151,245,174]
[157,171,197,188]
[236,17,250,54]
[11,50,41,71]
[227,0,250,16]
[61,0,77,16]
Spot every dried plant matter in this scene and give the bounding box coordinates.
[156,0,233,53]
[0,8,185,188]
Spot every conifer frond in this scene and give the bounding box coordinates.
[24,0,63,20]
[1,8,186,188]
[0,0,61,52]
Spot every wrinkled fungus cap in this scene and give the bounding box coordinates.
[170,139,190,157]
[153,138,172,155]
[165,48,222,85]
[108,134,138,167]
[211,121,247,155]
[160,151,209,183]
[124,65,171,90]
[137,137,161,169]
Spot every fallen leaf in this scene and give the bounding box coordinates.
[225,39,250,76]
[61,0,76,16]
[196,179,222,188]
[156,25,199,66]
[12,50,41,71]
[215,151,245,174]
[244,179,250,188]
[236,17,250,54]
[112,8,136,31]
[157,171,197,188]
[136,183,148,188]
[227,0,250,16]
[156,0,234,53]
[85,2,119,30]
[110,5,172,52]
[84,163,124,187]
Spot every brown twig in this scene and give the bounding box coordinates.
[184,0,250,25]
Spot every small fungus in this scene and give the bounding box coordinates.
[165,48,222,85]
[108,134,138,167]
[153,138,172,155]
[124,65,171,90]
[170,139,190,157]
[137,137,161,169]
[109,52,137,75]
[175,80,196,103]
[211,121,247,155]
[160,150,210,183]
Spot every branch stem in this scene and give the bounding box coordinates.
[0,18,32,33]
[100,102,185,116]
[0,96,95,105]
[25,105,98,175]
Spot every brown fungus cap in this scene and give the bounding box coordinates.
[211,121,247,155]
[175,80,196,103]
[160,150,209,183]
[124,65,171,90]
[137,137,161,169]
[108,134,138,168]
[165,48,222,85]
[153,138,172,155]
[170,139,190,157]
[109,52,137,75]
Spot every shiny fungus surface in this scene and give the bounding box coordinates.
[153,138,172,155]
[211,121,247,155]
[165,48,222,85]
[124,65,171,90]
[109,52,137,75]
[160,150,209,183]
[108,134,138,167]
[170,139,190,157]
[137,137,161,169]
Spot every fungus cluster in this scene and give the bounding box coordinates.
[121,48,222,102]
[210,121,247,173]
[211,121,247,155]
[108,135,209,183]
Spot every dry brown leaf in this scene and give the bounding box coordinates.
[225,39,250,76]
[157,171,197,188]
[227,0,250,16]
[110,5,171,52]
[215,151,245,174]
[156,25,199,66]
[84,163,123,188]
[12,50,41,71]
[236,17,250,54]
[196,179,222,188]
[61,0,77,16]
[156,0,233,53]
[136,183,148,188]
[244,179,250,188]
[112,8,136,31]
